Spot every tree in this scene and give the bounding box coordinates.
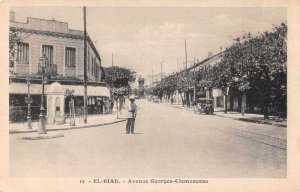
[104,66,136,89]
[157,75,177,102]
[104,66,136,98]
[104,66,136,117]
[211,62,232,113]
[195,65,215,98]
[215,22,287,118]
[173,71,194,106]
[9,29,22,75]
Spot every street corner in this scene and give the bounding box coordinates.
[9,129,36,134]
[20,132,64,140]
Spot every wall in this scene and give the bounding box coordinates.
[14,31,101,81]
[11,17,69,33]
[11,17,102,82]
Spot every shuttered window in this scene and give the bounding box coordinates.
[17,43,29,64]
[42,45,53,66]
[65,47,76,68]
[87,48,90,72]
[91,56,94,75]
[95,62,99,78]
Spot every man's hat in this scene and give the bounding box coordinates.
[129,94,136,100]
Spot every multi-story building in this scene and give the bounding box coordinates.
[175,51,247,112]
[144,72,166,88]
[152,72,166,84]
[175,52,227,109]
[9,11,110,122]
[143,75,152,88]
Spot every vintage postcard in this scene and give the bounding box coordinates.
[0,0,299,191]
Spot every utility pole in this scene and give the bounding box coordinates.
[185,39,188,70]
[193,58,196,104]
[152,69,153,85]
[161,61,162,81]
[83,6,88,123]
[161,56,164,80]
[112,53,113,67]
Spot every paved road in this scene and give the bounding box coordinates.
[10,100,286,177]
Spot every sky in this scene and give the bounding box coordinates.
[11,7,286,78]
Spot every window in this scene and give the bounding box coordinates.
[16,42,29,64]
[87,48,90,72]
[95,63,99,78]
[42,45,53,66]
[65,47,76,68]
[91,56,95,75]
[93,58,96,75]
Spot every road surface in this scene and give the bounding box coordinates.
[10,100,286,177]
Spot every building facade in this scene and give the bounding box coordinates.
[175,52,229,109]
[9,11,110,122]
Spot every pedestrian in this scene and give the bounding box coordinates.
[126,94,137,134]
[99,99,104,114]
[104,98,109,114]
[109,99,114,114]
[119,96,123,115]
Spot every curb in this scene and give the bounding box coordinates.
[214,113,287,128]
[9,118,127,134]
[22,133,65,140]
[166,104,287,128]
[236,118,287,128]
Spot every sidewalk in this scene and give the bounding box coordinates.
[159,101,286,149]
[9,113,126,134]
[162,102,287,128]
[214,111,287,128]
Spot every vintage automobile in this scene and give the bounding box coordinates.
[194,98,214,115]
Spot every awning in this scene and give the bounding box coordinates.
[63,84,110,97]
[9,82,110,97]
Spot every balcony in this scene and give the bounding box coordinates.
[65,67,76,77]
[14,63,29,74]
[38,64,57,76]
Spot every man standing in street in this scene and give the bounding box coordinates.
[126,95,137,134]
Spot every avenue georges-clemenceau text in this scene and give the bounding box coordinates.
[80,178,209,184]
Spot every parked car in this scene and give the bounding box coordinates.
[194,98,214,115]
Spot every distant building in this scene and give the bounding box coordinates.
[152,72,166,84]
[177,52,226,109]
[144,72,166,88]
[9,11,110,121]
[143,75,152,88]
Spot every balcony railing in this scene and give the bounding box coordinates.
[14,63,29,74]
[38,64,57,75]
[65,67,76,77]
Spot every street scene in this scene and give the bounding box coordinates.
[8,7,287,178]
[10,100,286,177]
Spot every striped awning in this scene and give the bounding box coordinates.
[9,82,110,97]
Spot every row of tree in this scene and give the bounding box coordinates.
[145,22,287,119]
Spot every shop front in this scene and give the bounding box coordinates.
[9,81,111,122]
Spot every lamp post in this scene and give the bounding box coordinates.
[38,54,48,134]
[25,77,32,129]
